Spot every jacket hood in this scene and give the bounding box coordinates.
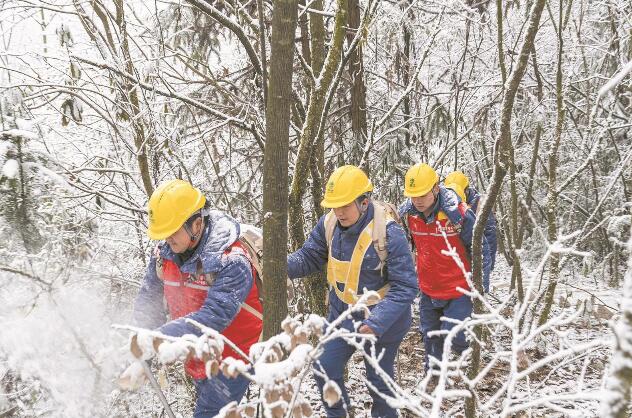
[160,210,241,274]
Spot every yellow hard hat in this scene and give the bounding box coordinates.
[147,179,206,240]
[321,165,373,208]
[404,163,439,197]
[445,182,466,202]
[444,171,469,190]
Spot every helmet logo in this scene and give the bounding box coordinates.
[409,178,415,188]
[148,209,155,225]
[326,180,335,193]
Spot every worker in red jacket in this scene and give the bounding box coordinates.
[399,164,491,371]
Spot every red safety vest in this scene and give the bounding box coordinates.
[160,241,262,379]
[407,203,471,299]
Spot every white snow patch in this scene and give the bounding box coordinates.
[252,344,312,389]
[2,159,19,179]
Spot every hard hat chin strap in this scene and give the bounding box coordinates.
[184,209,208,243]
[183,223,198,242]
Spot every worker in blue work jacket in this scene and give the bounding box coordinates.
[287,165,418,418]
[445,171,498,271]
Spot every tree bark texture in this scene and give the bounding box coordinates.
[288,0,348,317]
[262,0,299,339]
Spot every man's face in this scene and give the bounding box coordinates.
[411,185,438,213]
[165,217,203,253]
[333,199,365,227]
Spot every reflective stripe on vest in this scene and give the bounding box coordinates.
[326,220,390,305]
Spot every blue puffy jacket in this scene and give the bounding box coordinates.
[288,202,419,342]
[132,211,254,337]
[466,186,498,271]
[399,185,492,292]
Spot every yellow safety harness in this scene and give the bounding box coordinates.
[324,203,396,306]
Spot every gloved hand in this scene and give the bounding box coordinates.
[118,361,146,391]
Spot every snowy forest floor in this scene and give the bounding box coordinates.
[95,256,617,418]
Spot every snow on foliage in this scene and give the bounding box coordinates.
[1,158,18,179]
[0,283,126,417]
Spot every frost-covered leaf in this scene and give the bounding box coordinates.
[323,380,341,407]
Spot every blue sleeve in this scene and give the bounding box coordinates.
[132,257,168,329]
[439,186,464,225]
[159,253,253,337]
[363,222,418,336]
[485,212,498,271]
[466,187,481,211]
[459,209,492,293]
[397,200,411,219]
[287,215,329,279]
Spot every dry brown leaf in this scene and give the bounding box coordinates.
[242,405,256,417]
[323,381,341,407]
[282,319,298,335]
[208,360,220,377]
[365,293,381,305]
[294,330,308,345]
[152,337,164,352]
[130,334,142,359]
[265,389,281,403]
[300,401,313,417]
[517,350,530,371]
[224,407,240,418]
[221,362,239,379]
[270,404,286,418]
[280,387,293,402]
[292,404,303,418]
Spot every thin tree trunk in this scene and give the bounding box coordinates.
[347,0,368,169]
[539,0,566,326]
[309,0,325,75]
[402,3,412,147]
[465,0,547,416]
[288,0,348,317]
[262,0,299,339]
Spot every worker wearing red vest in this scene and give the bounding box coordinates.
[126,179,262,417]
[399,164,491,371]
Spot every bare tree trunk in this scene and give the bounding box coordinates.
[497,0,524,302]
[309,0,325,75]
[402,4,413,148]
[601,233,632,418]
[465,1,547,416]
[517,50,544,250]
[288,0,348,316]
[262,0,298,339]
[347,0,368,169]
[539,0,566,326]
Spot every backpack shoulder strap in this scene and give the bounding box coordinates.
[230,239,264,322]
[371,200,398,266]
[238,231,263,278]
[324,210,337,249]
